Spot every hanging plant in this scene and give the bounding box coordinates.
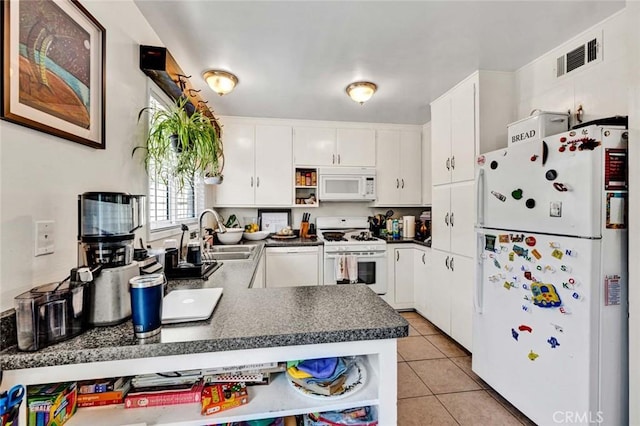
[133,96,224,188]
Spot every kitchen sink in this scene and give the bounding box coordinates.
[203,244,256,261]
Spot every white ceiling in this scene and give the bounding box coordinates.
[134,1,625,125]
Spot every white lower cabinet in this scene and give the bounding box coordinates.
[265,246,322,287]
[429,249,473,351]
[393,248,414,307]
[413,246,430,317]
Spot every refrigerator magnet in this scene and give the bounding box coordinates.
[525,236,536,246]
[499,235,510,243]
[531,249,542,260]
[547,337,560,349]
[528,350,539,361]
[512,329,519,341]
[551,249,564,260]
[550,323,564,333]
[518,324,533,333]
[484,235,497,251]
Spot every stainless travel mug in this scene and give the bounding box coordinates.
[129,274,165,338]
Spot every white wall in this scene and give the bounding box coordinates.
[515,5,639,424]
[0,1,162,311]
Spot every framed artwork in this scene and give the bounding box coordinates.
[258,209,291,234]
[1,0,106,148]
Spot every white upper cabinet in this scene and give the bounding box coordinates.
[375,129,422,206]
[293,127,336,166]
[431,71,514,186]
[336,128,376,167]
[422,123,432,205]
[293,127,375,167]
[216,122,292,206]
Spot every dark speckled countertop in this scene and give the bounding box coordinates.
[1,241,407,370]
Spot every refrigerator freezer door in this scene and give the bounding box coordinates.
[476,134,601,238]
[472,229,602,426]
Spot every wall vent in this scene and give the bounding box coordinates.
[555,32,602,78]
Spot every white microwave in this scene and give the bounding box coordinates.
[318,167,376,201]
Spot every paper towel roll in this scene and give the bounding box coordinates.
[403,216,416,238]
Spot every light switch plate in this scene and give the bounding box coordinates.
[35,220,55,256]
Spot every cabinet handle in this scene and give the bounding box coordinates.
[445,256,449,269]
[396,178,399,189]
[451,155,455,170]
[450,212,454,227]
[401,179,405,189]
[251,176,254,187]
[338,154,341,164]
[422,253,426,264]
[446,158,451,171]
[450,257,455,271]
[256,177,260,187]
[397,251,400,261]
[445,212,449,226]
[333,154,336,164]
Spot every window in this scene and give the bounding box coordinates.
[146,88,205,232]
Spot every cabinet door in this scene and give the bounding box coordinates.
[252,251,266,289]
[265,248,319,287]
[413,247,430,317]
[214,122,255,206]
[336,128,375,167]
[431,185,451,252]
[430,96,452,186]
[422,123,432,205]
[429,249,452,334]
[375,130,401,206]
[449,181,475,258]
[399,130,422,205]
[450,77,477,183]
[394,248,414,304]
[255,125,292,206]
[449,254,474,351]
[293,127,336,166]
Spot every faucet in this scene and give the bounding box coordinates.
[199,209,227,249]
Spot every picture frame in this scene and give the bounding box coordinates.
[258,209,292,234]
[1,0,106,149]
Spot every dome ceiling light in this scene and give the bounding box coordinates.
[203,70,238,96]
[346,81,377,104]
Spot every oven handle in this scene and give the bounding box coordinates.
[325,252,387,259]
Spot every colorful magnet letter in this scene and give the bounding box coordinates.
[532,249,542,259]
[522,283,529,290]
[512,328,519,341]
[565,249,577,257]
[509,252,515,261]
[551,323,564,333]
[518,324,533,333]
[544,265,556,273]
[491,191,506,201]
[560,265,571,272]
[511,189,523,200]
[522,305,531,313]
[494,259,501,269]
[525,236,537,247]
[504,282,513,290]
[499,235,510,243]
[524,271,533,280]
[547,337,560,349]
[549,242,561,248]
[531,282,562,308]
[572,292,581,300]
[559,306,571,315]
[510,234,525,243]
[504,264,513,272]
[528,350,539,361]
[551,249,564,260]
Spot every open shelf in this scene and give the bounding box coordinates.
[68,358,379,426]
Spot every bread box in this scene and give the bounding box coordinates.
[508,111,569,146]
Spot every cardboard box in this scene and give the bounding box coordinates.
[201,382,249,416]
[508,111,569,146]
[27,382,77,426]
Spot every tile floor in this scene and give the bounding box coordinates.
[396,312,537,426]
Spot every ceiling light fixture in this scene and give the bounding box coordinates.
[203,70,238,96]
[346,81,377,104]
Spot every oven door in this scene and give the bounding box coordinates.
[324,251,387,294]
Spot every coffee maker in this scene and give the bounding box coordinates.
[78,192,145,326]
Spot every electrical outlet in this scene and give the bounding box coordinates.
[35,220,55,256]
[190,231,197,239]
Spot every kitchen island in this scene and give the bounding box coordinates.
[0,242,408,425]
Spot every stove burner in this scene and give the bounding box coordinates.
[351,232,378,242]
[322,231,347,242]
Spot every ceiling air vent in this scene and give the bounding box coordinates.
[555,34,601,78]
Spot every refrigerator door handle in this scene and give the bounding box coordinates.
[474,233,484,314]
[476,168,485,226]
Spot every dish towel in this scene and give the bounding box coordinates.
[346,255,358,283]
[335,255,346,281]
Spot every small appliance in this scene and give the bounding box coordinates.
[78,192,145,326]
[317,217,387,294]
[14,267,93,351]
[318,167,376,201]
[473,125,628,425]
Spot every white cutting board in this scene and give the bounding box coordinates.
[161,288,223,324]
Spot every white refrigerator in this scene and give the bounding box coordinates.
[472,125,628,426]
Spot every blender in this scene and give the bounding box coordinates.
[78,192,145,326]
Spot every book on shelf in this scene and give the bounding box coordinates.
[77,398,125,408]
[124,380,204,409]
[77,376,130,394]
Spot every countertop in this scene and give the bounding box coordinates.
[384,237,431,248]
[0,242,407,371]
[264,237,322,247]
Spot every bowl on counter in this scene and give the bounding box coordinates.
[217,228,244,245]
[243,230,270,241]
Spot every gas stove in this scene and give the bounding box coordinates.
[316,217,386,253]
